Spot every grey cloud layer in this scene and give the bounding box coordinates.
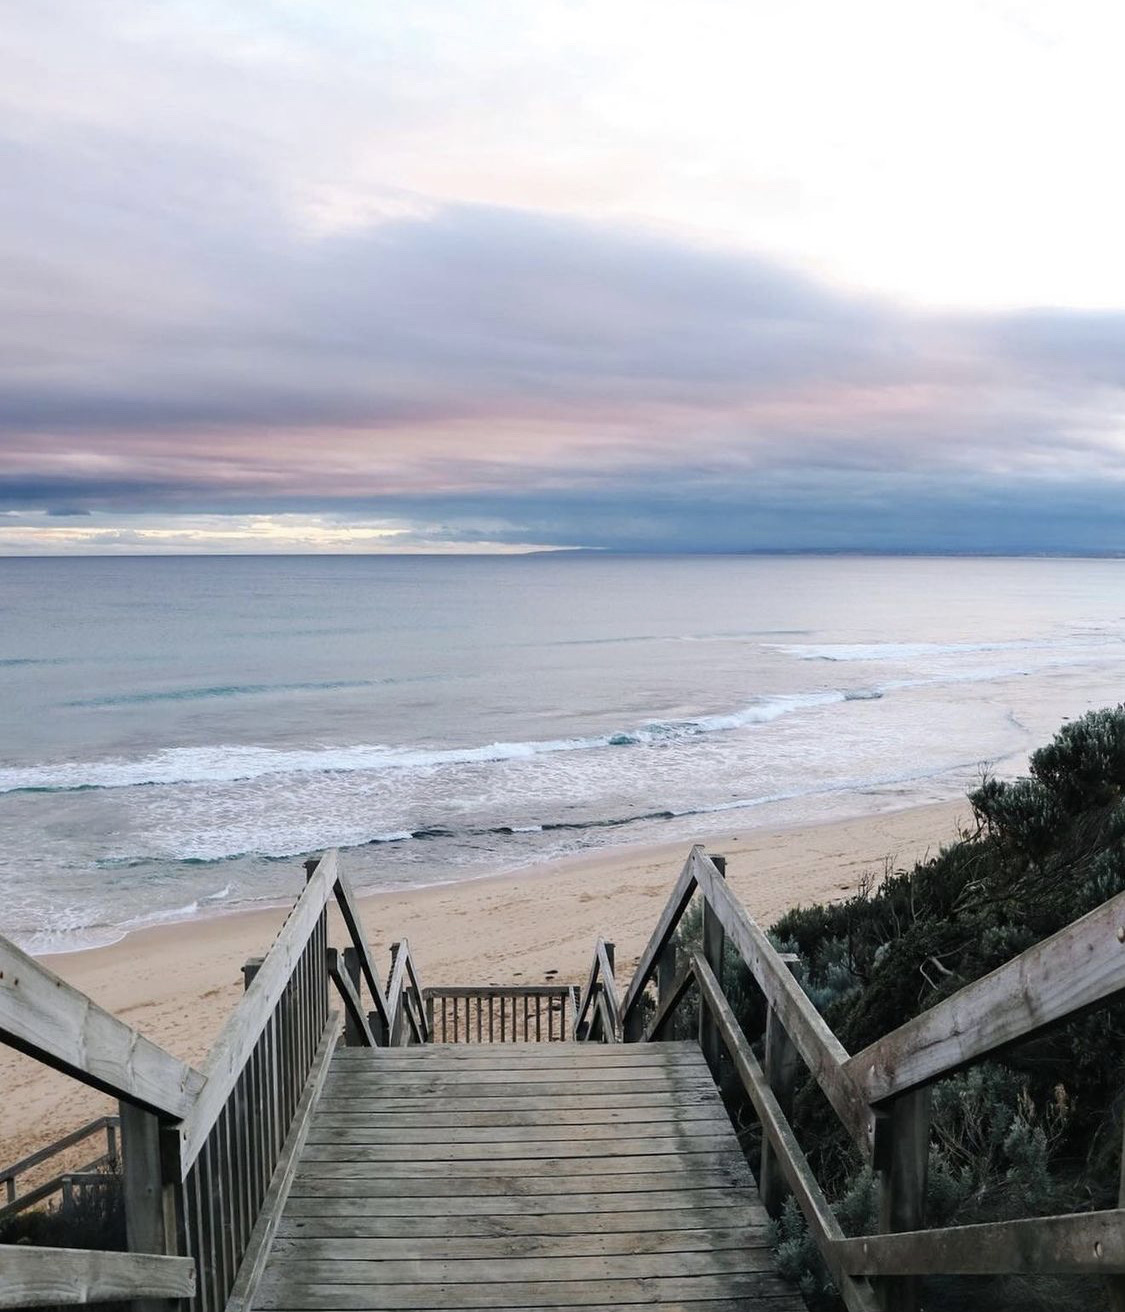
[4,21,1125,551]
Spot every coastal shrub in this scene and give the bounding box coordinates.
[758,707,1125,1311]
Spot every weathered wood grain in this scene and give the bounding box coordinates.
[293,1150,754,1179]
[268,1227,768,1260]
[224,1014,339,1312]
[275,1204,768,1239]
[299,1134,744,1162]
[310,1104,728,1129]
[261,1247,779,1284]
[326,950,374,1046]
[304,1117,729,1143]
[0,1247,195,1309]
[329,867,390,1030]
[833,1207,1125,1276]
[619,850,698,1031]
[178,854,335,1172]
[691,950,881,1312]
[287,1169,753,1197]
[253,1271,799,1309]
[0,934,203,1118]
[846,887,1125,1104]
[690,850,874,1155]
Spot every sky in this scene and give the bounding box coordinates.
[3,0,1125,554]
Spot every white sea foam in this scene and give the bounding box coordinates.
[0,691,863,794]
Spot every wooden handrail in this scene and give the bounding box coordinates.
[0,1246,195,1308]
[845,888,1125,1105]
[690,848,874,1153]
[575,939,620,1041]
[690,950,882,1312]
[619,851,697,1027]
[637,853,1125,1312]
[177,850,337,1173]
[0,1116,117,1191]
[385,939,427,1045]
[326,949,375,1046]
[329,868,391,1032]
[0,937,204,1120]
[833,1208,1125,1277]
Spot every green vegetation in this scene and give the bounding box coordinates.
[0,1169,124,1251]
[682,706,1125,1311]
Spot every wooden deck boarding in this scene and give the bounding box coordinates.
[257,1041,805,1311]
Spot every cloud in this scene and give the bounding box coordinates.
[4,4,1125,553]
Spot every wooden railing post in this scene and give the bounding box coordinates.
[118,1103,184,1312]
[1108,1112,1125,1311]
[341,947,364,1047]
[698,854,726,1076]
[759,952,802,1218]
[388,944,404,1045]
[874,1086,932,1312]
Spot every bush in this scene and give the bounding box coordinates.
[758,708,1125,1311]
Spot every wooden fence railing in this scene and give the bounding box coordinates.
[0,1116,119,1221]
[424,984,575,1042]
[574,939,620,1042]
[0,848,406,1312]
[618,845,1125,1312]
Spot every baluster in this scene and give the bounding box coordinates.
[1108,1113,1125,1310]
[698,854,726,1075]
[759,954,803,1216]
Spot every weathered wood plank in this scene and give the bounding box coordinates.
[268,1227,768,1260]
[294,1150,751,1180]
[691,850,874,1155]
[280,1186,760,1215]
[320,1073,715,1095]
[422,986,573,1000]
[691,950,881,1312]
[330,1044,701,1065]
[0,934,203,1118]
[833,1207,1125,1276]
[0,1117,118,1188]
[253,1271,798,1309]
[326,950,374,1047]
[274,1207,768,1241]
[300,1135,743,1162]
[330,866,391,1030]
[0,1247,195,1309]
[259,1304,794,1312]
[645,957,696,1041]
[846,888,1125,1103]
[178,854,336,1172]
[225,1013,339,1312]
[314,1091,719,1113]
[310,1104,729,1130]
[618,850,698,1032]
[304,1117,730,1143]
[261,1247,778,1285]
[287,1169,752,1197]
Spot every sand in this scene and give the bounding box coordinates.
[0,797,971,1181]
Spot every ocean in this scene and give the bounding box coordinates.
[1,553,1123,954]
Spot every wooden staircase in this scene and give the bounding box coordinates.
[257,1041,803,1310]
[2,845,1124,1312]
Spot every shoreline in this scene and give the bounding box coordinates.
[2,796,970,1177]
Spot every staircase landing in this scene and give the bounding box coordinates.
[256,1040,804,1310]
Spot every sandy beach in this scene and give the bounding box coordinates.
[1,797,971,1178]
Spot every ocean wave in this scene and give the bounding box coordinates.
[0,690,865,794]
[84,757,988,869]
[770,639,1055,662]
[66,679,376,708]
